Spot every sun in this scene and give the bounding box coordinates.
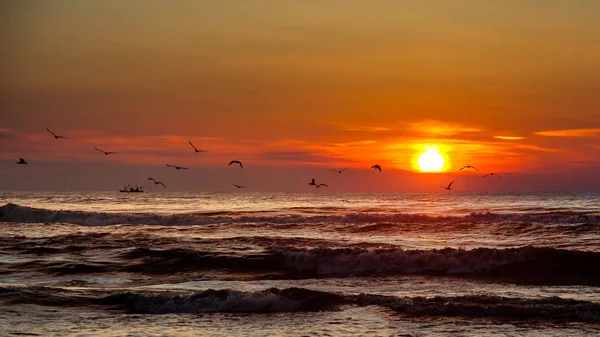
[417,150,445,172]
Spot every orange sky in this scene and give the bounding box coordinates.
[1,1,599,191]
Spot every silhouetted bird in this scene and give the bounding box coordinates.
[308,178,317,186]
[16,158,27,165]
[340,199,351,204]
[147,178,166,187]
[95,147,118,155]
[483,173,501,178]
[441,180,455,190]
[231,183,249,188]
[372,164,382,172]
[316,184,328,188]
[47,128,66,139]
[189,141,208,153]
[460,165,479,171]
[331,168,348,174]
[229,160,243,169]
[166,164,188,170]
[578,214,588,221]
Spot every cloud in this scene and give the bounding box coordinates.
[533,128,600,137]
[407,120,483,136]
[494,136,526,140]
[0,129,17,140]
[326,121,392,132]
[333,140,377,147]
[344,126,392,132]
[515,144,562,153]
[261,150,331,163]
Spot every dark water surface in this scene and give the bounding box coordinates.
[1,192,599,336]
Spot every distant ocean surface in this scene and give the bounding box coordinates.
[1,191,599,336]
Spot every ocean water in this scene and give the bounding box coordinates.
[0,191,599,336]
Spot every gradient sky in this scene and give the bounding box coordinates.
[1,0,599,191]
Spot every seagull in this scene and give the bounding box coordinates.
[231,183,249,189]
[331,168,348,174]
[460,165,479,171]
[372,164,382,172]
[188,141,208,153]
[308,178,317,186]
[441,180,454,190]
[483,173,501,178]
[147,178,166,187]
[46,128,66,139]
[16,158,27,165]
[577,214,588,221]
[316,184,328,188]
[166,164,188,170]
[340,199,351,204]
[95,147,118,155]
[229,160,243,169]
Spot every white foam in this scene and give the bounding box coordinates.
[1,203,597,226]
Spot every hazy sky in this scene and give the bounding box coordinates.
[1,0,599,191]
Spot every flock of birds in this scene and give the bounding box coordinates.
[440,166,501,191]
[308,164,500,192]
[14,128,502,192]
[15,129,254,190]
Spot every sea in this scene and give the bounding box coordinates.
[0,191,599,336]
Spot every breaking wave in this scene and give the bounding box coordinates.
[273,246,600,285]
[1,203,598,226]
[1,286,599,322]
[356,293,600,322]
[5,245,600,285]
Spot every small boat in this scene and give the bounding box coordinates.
[119,183,144,193]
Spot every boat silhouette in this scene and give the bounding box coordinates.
[119,183,144,193]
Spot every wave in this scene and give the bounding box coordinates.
[1,286,599,322]
[273,246,600,285]
[356,293,600,322]
[0,286,346,313]
[8,260,110,276]
[6,246,600,285]
[1,203,598,226]
[109,245,600,286]
[119,247,280,275]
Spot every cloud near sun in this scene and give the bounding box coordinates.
[533,128,600,137]
[2,118,598,176]
[494,136,527,140]
[407,120,483,136]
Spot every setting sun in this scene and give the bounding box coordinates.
[417,150,445,172]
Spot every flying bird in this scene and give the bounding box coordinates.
[166,164,188,170]
[308,178,317,186]
[147,178,166,187]
[340,199,351,204]
[460,165,479,171]
[46,128,66,139]
[95,147,118,155]
[316,184,328,188]
[371,164,382,172]
[16,158,27,165]
[229,160,243,169]
[331,168,348,174]
[441,180,455,190]
[577,214,588,221]
[231,183,249,189]
[188,141,208,153]
[483,173,501,178]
